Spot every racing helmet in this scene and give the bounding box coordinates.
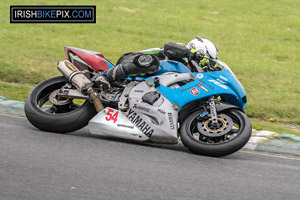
[187,36,218,59]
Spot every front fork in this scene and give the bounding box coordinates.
[208,96,218,126]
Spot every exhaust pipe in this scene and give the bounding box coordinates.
[57,60,104,112]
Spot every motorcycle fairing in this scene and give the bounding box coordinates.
[152,60,191,75]
[64,46,113,71]
[89,107,149,141]
[89,80,179,144]
[126,81,179,144]
[145,61,247,110]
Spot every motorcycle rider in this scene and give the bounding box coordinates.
[94,36,219,88]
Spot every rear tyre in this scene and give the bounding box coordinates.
[180,109,252,157]
[25,76,97,133]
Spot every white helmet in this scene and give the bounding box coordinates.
[187,36,218,59]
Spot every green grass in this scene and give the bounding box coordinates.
[0,81,33,101]
[1,0,300,134]
[251,118,300,137]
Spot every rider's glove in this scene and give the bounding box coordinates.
[188,50,209,66]
[213,62,223,71]
[198,52,210,67]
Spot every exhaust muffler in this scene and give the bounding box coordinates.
[57,60,104,112]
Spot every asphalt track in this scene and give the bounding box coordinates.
[1,114,300,200]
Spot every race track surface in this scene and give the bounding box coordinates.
[1,114,300,200]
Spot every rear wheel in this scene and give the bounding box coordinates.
[180,109,252,157]
[25,76,97,133]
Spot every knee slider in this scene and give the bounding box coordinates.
[133,54,159,68]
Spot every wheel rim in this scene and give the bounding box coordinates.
[189,111,243,144]
[34,81,87,114]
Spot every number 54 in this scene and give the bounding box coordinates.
[105,109,119,123]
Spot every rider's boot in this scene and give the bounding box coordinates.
[92,75,111,90]
[93,64,127,89]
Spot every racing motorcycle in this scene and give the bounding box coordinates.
[25,46,252,157]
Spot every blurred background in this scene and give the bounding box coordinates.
[0,0,299,135]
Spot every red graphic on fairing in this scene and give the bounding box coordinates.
[197,83,209,92]
[190,88,200,96]
[64,46,111,71]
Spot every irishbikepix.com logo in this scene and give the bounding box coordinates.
[10,6,96,23]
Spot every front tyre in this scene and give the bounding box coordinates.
[25,76,97,133]
[180,109,252,157]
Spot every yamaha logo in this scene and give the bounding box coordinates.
[196,73,204,79]
[127,109,154,137]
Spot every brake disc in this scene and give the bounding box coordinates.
[197,114,233,137]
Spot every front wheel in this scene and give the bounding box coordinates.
[180,109,252,157]
[25,76,97,133]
